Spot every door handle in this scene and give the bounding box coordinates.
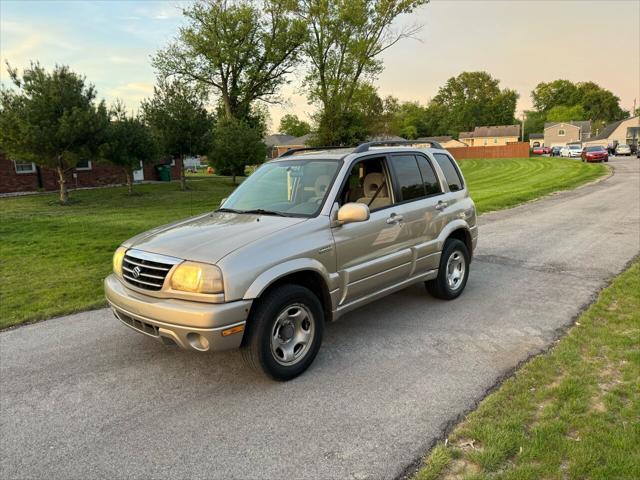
[435,201,448,211]
[386,213,403,224]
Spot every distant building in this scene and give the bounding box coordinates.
[458,125,521,146]
[0,153,182,194]
[583,116,639,149]
[415,136,468,149]
[528,133,544,148]
[266,133,314,158]
[543,121,591,147]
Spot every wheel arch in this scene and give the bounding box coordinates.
[439,220,474,261]
[243,259,334,322]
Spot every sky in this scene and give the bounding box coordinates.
[1,0,639,133]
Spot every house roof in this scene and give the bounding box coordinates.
[415,136,453,142]
[544,120,591,134]
[280,133,314,146]
[367,134,407,141]
[587,116,637,141]
[264,134,296,148]
[528,133,544,139]
[459,125,521,138]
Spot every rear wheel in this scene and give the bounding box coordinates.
[241,284,324,381]
[426,238,470,300]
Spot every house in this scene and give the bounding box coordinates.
[266,133,313,158]
[458,125,521,146]
[528,133,544,148]
[543,121,591,147]
[0,153,182,194]
[583,116,639,149]
[415,136,468,148]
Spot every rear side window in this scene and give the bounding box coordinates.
[433,153,463,192]
[416,155,442,196]
[389,155,424,201]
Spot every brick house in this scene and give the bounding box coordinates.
[0,153,182,194]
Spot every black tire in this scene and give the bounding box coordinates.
[241,284,324,381]
[426,238,470,300]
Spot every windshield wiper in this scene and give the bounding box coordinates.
[216,207,243,214]
[240,208,293,217]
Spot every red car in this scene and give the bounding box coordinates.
[581,146,609,163]
[532,146,552,155]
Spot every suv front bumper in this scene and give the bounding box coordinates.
[104,274,252,352]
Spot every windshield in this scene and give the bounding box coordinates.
[569,145,581,150]
[586,146,604,152]
[220,159,341,217]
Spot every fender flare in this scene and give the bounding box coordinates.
[243,258,333,300]
[436,219,472,251]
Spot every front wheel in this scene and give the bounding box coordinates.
[241,284,324,381]
[426,238,470,300]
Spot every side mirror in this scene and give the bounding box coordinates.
[337,202,370,225]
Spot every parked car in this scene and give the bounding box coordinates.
[551,146,562,157]
[615,144,632,156]
[532,146,552,155]
[105,142,478,380]
[560,145,583,158]
[581,146,608,163]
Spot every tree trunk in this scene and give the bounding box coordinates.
[56,161,68,204]
[180,156,187,191]
[125,169,133,195]
[232,173,237,186]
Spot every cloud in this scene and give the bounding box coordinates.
[106,82,155,107]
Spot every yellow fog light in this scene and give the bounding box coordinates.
[113,247,127,275]
[170,261,223,294]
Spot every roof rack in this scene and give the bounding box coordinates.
[278,146,351,158]
[353,139,443,153]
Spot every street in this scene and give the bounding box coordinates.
[1,157,638,480]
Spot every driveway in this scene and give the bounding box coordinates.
[1,157,638,480]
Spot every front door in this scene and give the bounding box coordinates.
[332,156,413,306]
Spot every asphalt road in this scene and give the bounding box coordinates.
[1,157,639,480]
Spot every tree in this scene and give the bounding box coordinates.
[576,82,628,122]
[141,79,214,191]
[386,100,431,139]
[278,114,311,137]
[0,62,108,203]
[531,80,628,123]
[531,80,578,112]
[311,82,385,146]
[428,71,519,134]
[300,0,428,145]
[101,103,157,195]
[153,0,307,121]
[546,104,587,123]
[210,117,266,185]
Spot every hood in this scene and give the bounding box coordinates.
[123,211,307,264]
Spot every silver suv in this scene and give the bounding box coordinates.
[105,141,478,380]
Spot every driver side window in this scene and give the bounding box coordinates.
[339,157,393,211]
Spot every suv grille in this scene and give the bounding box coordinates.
[122,251,175,291]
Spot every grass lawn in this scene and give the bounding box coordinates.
[0,157,606,329]
[415,261,640,480]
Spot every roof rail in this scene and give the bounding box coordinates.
[353,140,443,153]
[277,146,351,158]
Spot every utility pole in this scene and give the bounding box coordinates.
[521,111,526,142]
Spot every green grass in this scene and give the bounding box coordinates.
[0,157,606,328]
[458,157,607,213]
[0,178,238,328]
[414,261,640,480]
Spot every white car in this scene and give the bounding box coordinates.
[615,144,631,156]
[560,145,583,158]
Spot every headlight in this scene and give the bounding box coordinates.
[170,262,224,294]
[113,247,127,275]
